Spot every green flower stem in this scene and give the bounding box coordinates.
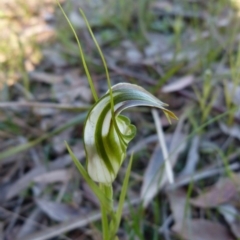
[100,203,108,240]
[114,155,133,233]
[99,183,114,240]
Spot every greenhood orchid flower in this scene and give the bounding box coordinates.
[84,83,177,184]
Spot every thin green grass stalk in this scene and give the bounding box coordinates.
[188,109,201,135]
[127,202,144,240]
[193,70,216,123]
[79,9,114,117]
[119,0,128,30]
[152,200,160,240]
[100,183,115,239]
[216,149,234,178]
[201,94,217,122]
[227,43,240,124]
[114,154,133,233]
[171,15,183,64]
[225,15,240,55]
[184,179,194,223]
[99,184,109,240]
[138,0,148,39]
[57,1,98,102]
[223,83,235,126]
[113,0,133,36]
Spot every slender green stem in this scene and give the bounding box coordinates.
[57,1,98,102]
[115,155,133,232]
[100,205,109,240]
[100,184,110,240]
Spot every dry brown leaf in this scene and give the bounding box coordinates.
[33,169,73,184]
[180,135,200,176]
[20,210,102,240]
[21,198,141,240]
[144,33,171,57]
[126,49,143,63]
[141,114,187,206]
[190,176,240,208]
[161,75,194,93]
[167,188,188,223]
[161,49,199,62]
[29,71,63,84]
[220,122,240,141]
[52,129,72,154]
[33,107,59,116]
[140,146,164,206]
[36,199,80,222]
[42,49,67,68]
[52,71,92,104]
[173,219,234,240]
[18,208,43,238]
[69,11,85,28]
[121,40,143,63]
[128,134,158,154]
[6,151,85,200]
[150,1,172,11]
[219,204,240,238]
[141,132,186,206]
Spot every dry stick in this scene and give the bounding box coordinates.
[152,109,174,184]
[0,102,90,111]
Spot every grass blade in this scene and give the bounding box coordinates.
[57,1,98,102]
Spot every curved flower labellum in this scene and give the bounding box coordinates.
[84,83,177,184]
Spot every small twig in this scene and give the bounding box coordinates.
[0,102,90,111]
[152,109,174,184]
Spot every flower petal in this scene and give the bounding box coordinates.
[84,83,177,184]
